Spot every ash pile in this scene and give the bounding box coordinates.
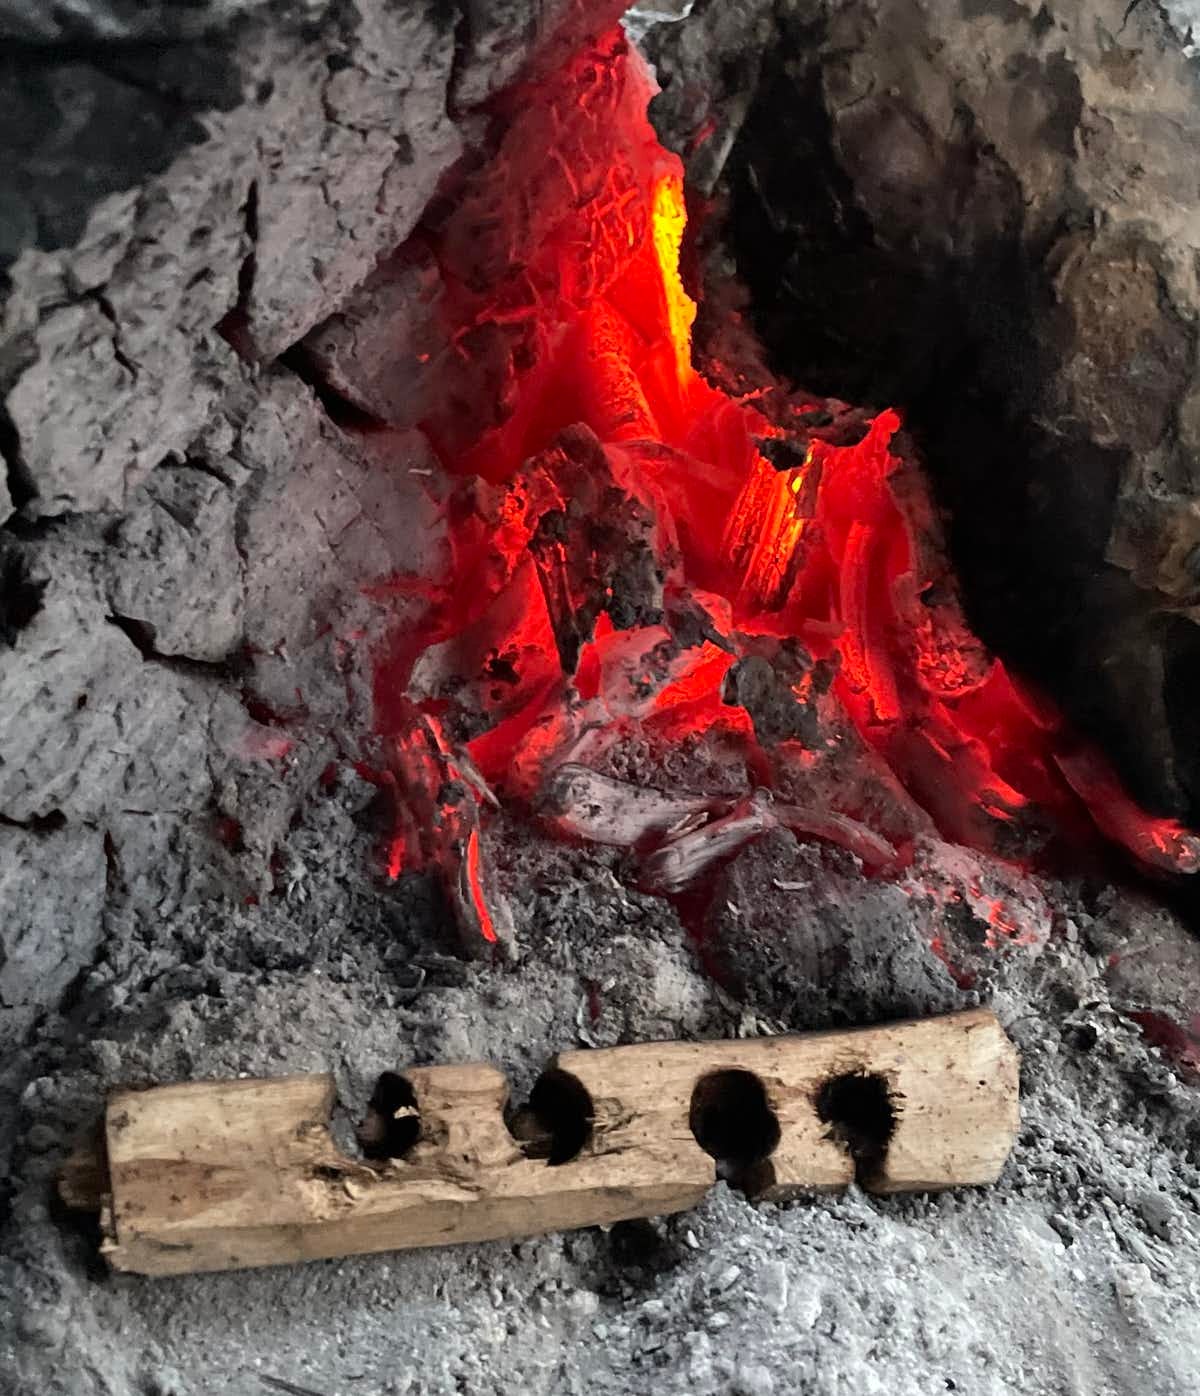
[4,1,1200,1394]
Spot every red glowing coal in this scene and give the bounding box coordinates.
[365,28,1200,950]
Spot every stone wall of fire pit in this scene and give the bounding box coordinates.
[0,0,624,1024]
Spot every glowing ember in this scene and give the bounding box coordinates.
[650,172,696,388]
[371,28,1199,945]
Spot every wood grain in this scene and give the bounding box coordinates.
[61,1008,1018,1276]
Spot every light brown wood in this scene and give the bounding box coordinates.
[63,1008,1018,1276]
[559,1006,1018,1198]
[96,1061,714,1276]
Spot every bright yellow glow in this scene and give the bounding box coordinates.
[651,172,697,387]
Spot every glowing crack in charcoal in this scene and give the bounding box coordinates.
[368,29,1200,956]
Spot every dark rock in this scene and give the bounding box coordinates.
[647,0,1200,823]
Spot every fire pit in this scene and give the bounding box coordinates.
[4,1,1200,1393]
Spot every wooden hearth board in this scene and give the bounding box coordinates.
[60,1008,1018,1277]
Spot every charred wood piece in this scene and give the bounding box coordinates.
[519,427,667,674]
[385,703,512,954]
[538,763,717,847]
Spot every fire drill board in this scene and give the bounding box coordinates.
[62,1008,1018,1277]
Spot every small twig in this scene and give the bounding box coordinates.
[260,1374,332,1396]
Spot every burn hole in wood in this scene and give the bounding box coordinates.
[509,1068,594,1166]
[815,1070,897,1182]
[357,1071,421,1161]
[689,1069,781,1189]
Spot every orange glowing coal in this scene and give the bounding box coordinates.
[371,28,1200,947]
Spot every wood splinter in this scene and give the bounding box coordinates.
[59,1008,1018,1277]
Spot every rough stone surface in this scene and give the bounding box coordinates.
[242,2,462,361]
[300,247,447,425]
[237,373,447,659]
[0,527,242,824]
[0,1,457,516]
[0,0,613,1027]
[0,0,613,518]
[108,463,246,663]
[0,363,446,1011]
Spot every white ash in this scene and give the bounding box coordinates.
[3,775,1200,1396]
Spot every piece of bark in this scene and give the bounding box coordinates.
[63,1009,1017,1276]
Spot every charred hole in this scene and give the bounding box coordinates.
[214,814,244,853]
[483,650,520,686]
[357,1071,422,1161]
[48,1125,110,1281]
[689,1068,781,1188]
[599,1216,693,1290]
[1063,1021,1098,1052]
[509,1068,593,1166]
[0,808,66,834]
[815,1070,898,1182]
